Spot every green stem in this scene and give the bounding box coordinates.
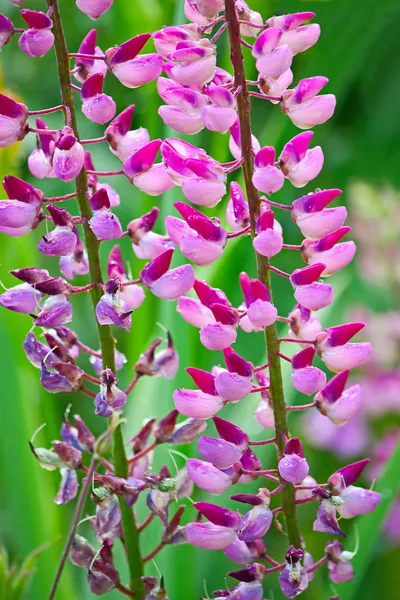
[48,1,143,596]
[224,0,301,549]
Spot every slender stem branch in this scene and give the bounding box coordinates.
[81,386,96,399]
[124,374,141,396]
[249,91,283,102]
[86,169,124,177]
[68,52,107,60]
[277,352,292,363]
[76,341,102,357]
[48,1,143,596]
[81,136,107,145]
[143,542,166,563]
[264,199,292,211]
[128,440,158,465]
[44,192,77,203]
[138,512,155,533]
[28,105,65,115]
[286,402,316,411]
[268,265,291,278]
[29,127,59,135]
[211,22,228,44]
[248,437,276,446]
[307,555,328,573]
[82,372,101,385]
[225,0,302,550]
[282,243,302,250]
[227,225,251,238]
[48,458,98,600]
[279,337,316,345]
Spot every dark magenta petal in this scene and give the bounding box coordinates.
[20,9,53,30]
[292,346,316,370]
[140,247,174,286]
[223,347,254,378]
[284,437,304,457]
[186,367,217,395]
[193,279,230,307]
[213,416,249,448]
[255,209,274,233]
[290,263,326,286]
[292,189,342,214]
[81,72,104,99]
[325,322,365,347]
[330,458,370,487]
[108,33,151,65]
[194,501,240,528]
[90,188,111,211]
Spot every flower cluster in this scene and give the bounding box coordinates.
[0,0,381,598]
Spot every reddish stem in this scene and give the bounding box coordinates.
[199,15,225,32]
[28,105,65,115]
[69,83,82,93]
[264,199,292,211]
[81,136,107,145]
[249,437,276,446]
[124,374,141,396]
[143,542,165,563]
[270,482,287,496]
[238,20,267,29]
[276,316,291,323]
[268,265,290,278]
[81,387,96,399]
[287,402,316,412]
[239,37,253,49]
[307,555,328,573]
[137,512,155,533]
[122,279,141,287]
[76,341,102,358]
[71,283,95,294]
[276,352,292,364]
[227,225,251,238]
[29,127,59,135]
[254,360,271,372]
[44,192,77,202]
[82,372,101,385]
[128,440,158,465]
[279,337,316,345]
[211,22,228,44]
[282,244,302,250]
[86,169,124,177]
[249,91,283,102]
[115,583,135,597]
[68,52,107,60]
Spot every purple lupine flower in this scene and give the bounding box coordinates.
[186,458,233,495]
[94,369,127,417]
[214,347,254,402]
[239,272,278,330]
[89,188,123,240]
[0,282,42,314]
[325,540,354,583]
[93,488,121,538]
[0,15,13,50]
[107,245,145,309]
[252,147,284,195]
[185,521,237,550]
[253,209,283,258]
[81,73,116,124]
[223,538,265,565]
[106,34,163,88]
[302,226,357,276]
[313,496,346,537]
[34,295,73,327]
[19,10,54,58]
[96,278,132,331]
[38,205,77,256]
[59,228,89,279]
[291,189,345,240]
[167,39,217,87]
[152,25,201,58]
[23,331,57,368]
[135,332,179,380]
[290,263,334,311]
[0,93,28,148]
[173,367,224,418]
[28,118,56,179]
[237,504,273,543]
[40,362,83,394]
[279,131,323,188]
[278,437,309,483]
[279,547,309,598]
[105,105,150,161]
[129,206,173,260]
[140,248,194,300]
[70,535,95,568]
[291,346,326,395]
[282,76,336,129]
[198,436,243,469]
[73,29,107,83]
[157,77,206,135]
[123,138,174,196]
[315,370,362,425]
[202,84,237,134]
[340,485,381,518]
[316,322,372,372]
[55,468,79,505]
[76,0,114,20]
[52,127,85,182]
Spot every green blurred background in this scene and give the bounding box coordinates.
[1,0,400,598]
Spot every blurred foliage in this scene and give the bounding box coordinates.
[0,0,400,598]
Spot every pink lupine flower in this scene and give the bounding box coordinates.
[202,84,237,134]
[53,127,85,182]
[198,436,243,469]
[214,347,254,402]
[229,119,261,160]
[173,367,224,418]
[152,25,201,58]
[60,228,89,280]
[38,205,77,256]
[167,39,217,86]
[279,132,323,188]
[200,304,239,350]
[183,0,209,25]
[291,346,326,395]
[186,458,232,494]
[325,540,354,583]
[106,34,162,88]
[288,304,323,344]
[80,73,116,124]
[0,93,28,147]
[88,188,123,240]
[255,399,275,429]
[253,209,283,258]
[223,538,265,564]
[171,201,227,266]
[76,0,114,20]
[123,139,174,196]
[267,12,320,55]
[34,295,73,328]
[194,0,224,19]
[302,226,357,276]
[282,76,336,129]
[252,28,293,79]
[185,522,237,550]
[157,77,207,135]
[291,188,345,240]
[105,105,150,161]
[140,248,194,300]
[0,175,43,237]
[315,370,362,425]
[226,182,250,231]
[278,437,309,483]
[19,10,54,58]
[128,207,173,260]
[96,279,132,331]
[316,322,372,372]
[176,296,216,328]
[290,263,334,311]
[240,272,278,330]
[258,69,293,104]
[0,15,13,50]
[107,245,145,309]
[73,29,107,83]
[340,485,381,518]
[0,282,42,314]
[28,118,56,179]
[236,0,263,37]
[252,147,284,195]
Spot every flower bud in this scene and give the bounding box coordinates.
[169,418,207,444]
[140,249,195,300]
[290,263,334,311]
[19,10,54,58]
[316,322,372,372]
[89,189,123,240]
[291,347,326,395]
[94,369,127,417]
[0,93,28,148]
[252,147,284,195]
[28,118,56,179]
[279,131,323,188]
[53,127,85,182]
[253,209,283,258]
[76,0,114,20]
[278,437,309,483]
[152,25,201,58]
[73,29,107,83]
[315,370,362,425]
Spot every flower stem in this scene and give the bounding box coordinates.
[48,0,143,596]
[225,0,302,550]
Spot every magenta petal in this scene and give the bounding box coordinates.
[150,265,195,300]
[292,367,326,395]
[200,323,237,350]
